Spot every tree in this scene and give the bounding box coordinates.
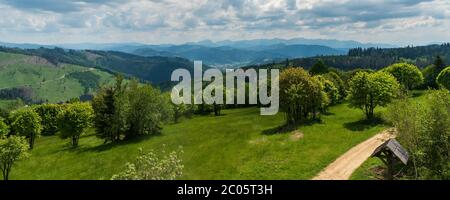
[0,135,29,180]
[126,81,172,138]
[436,66,450,90]
[111,146,183,180]
[348,71,400,119]
[316,75,340,105]
[323,71,346,101]
[434,56,446,72]
[422,65,438,88]
[423,56,447,88]
[9,108,42,149]
[92,75,128,143]
[33,104,62,135]
[383,63,424,90]
[0,118,9,137]
[280,67,328,124]
[93,77,173,142]
[58,103,93,147]
[384,90,450,179]
[309,59,329,75]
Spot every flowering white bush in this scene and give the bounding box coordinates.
[111,146,183,180]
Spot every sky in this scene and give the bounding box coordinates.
[0,0,449,46]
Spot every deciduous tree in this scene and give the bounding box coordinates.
[348,71,400,119]
[9,108,42,149]
[383,63,424,90]
[0,135,29,180]
[58,102,93,147]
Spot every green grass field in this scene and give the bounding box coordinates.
[10,103,387,180]
[0,52,114,103]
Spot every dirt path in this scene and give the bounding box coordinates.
[313,129,395,180]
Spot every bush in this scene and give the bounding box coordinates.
[436,66,450,90]
[111,146,183,180]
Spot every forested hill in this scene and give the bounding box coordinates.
[0,47,195,84]
[250,43,450,70]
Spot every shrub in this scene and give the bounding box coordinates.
[111,146,183,180]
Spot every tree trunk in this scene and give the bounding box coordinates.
[72,135,79,147]
[29,134,35,149]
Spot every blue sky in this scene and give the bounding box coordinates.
[0,0,449,45]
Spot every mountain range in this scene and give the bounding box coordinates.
[1,37,397,68]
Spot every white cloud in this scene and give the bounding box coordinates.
[0,0,449,45]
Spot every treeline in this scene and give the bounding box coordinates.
[248,43,450,71]
[348,43,450,58]
[0,87,35,103]
[279,56,450,125]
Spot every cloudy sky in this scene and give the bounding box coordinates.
[0,0,449,45]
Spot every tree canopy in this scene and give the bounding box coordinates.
[0,135,29,180]
[280,67,328,125]
[383,63,424,90]
[58,102,93,147]
[348,71,400,119]
[9,108,42,149]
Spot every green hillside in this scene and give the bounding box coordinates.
[0,52,115,103]
[0,47,195,84]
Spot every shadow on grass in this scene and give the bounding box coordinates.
[343,117,384,131]
[262,118,322,135]
[71,133,164,153]
[321,110,335,116]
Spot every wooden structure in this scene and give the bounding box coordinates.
[370,139,409,180]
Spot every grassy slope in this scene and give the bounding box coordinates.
[0,52,114,103]
[11,103,387,180]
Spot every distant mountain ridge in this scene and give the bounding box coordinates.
[132,43,346,68]
[0,37,397,68]
[186,38,397,49]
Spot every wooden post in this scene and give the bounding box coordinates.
[386,151,394,180]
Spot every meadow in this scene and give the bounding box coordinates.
[10,103,387,180]
[0,52,114,103]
